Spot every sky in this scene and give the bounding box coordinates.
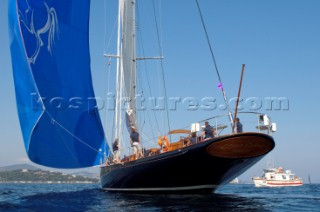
[1,0,320,183]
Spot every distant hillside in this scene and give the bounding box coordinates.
[0,164,40,172]
[0,164,99,183]
[0,169,99,183]
[72,171,99,179]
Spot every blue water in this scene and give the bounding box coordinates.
[0,184,319,211]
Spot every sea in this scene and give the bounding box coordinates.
[0,183,319,211]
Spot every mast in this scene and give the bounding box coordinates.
[122,0,138,131]
[114,0,124,144]
[114,0,137,149]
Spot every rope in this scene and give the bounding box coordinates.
[195,0,222,84]
[47,111,103,155]
[152,0,171,134]
[135,3,158,134]
[195,0,233,124]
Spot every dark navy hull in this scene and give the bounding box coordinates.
[100,133,275,194]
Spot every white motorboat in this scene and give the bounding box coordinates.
[253,167,303,187]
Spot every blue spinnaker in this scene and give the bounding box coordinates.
[8,0,107,168]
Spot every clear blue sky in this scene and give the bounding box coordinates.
[1,0,320,182]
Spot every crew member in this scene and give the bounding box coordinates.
[130,127,143,159]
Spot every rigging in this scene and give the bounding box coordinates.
[195,0,233,124]
[152,0,171,135]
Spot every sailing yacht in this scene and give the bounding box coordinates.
[9,0,276,193]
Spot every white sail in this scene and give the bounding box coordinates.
[122,0,137,131]
[114,0,137,144]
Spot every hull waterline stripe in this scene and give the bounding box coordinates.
[102,185,218,192]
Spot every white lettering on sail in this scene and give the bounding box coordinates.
[19,0,59,64]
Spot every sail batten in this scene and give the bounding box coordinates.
[9,0,107,168]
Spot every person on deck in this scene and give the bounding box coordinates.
[235,117,243,133]
[130,127,143,159]
[202,121,216,139]
[189,132,197,145]
[112,138,120,163]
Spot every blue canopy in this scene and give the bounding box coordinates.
[8,0,107,168]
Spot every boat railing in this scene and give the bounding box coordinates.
[105,112,276,165]
[144,112,276,158]
[200,112,276,137]
[168,112,276,141]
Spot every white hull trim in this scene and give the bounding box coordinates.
[102,185,218,192]
[253,179,303,187]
